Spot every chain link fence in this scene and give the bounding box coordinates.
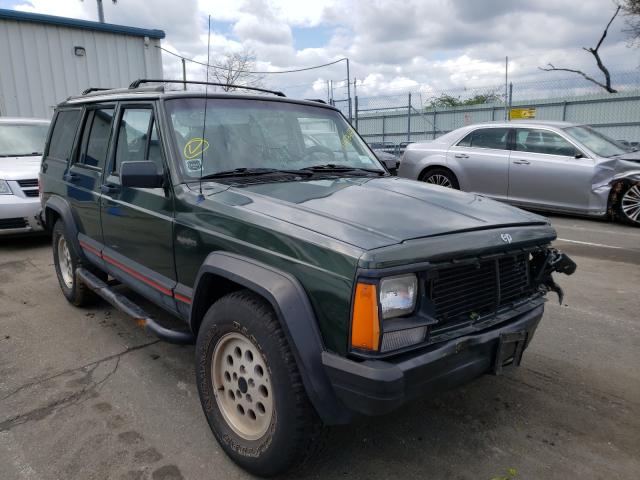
[348,70,640,153]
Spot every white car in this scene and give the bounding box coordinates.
[0,117,50,235]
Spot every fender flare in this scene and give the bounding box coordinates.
[190,251,352,425]
[44,196,83,259]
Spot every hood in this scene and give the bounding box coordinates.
[221,176,549,250]
[615,151,640,163]
[0,155,42,180]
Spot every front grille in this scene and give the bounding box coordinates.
[17,179,38,188]
[23,189,39,197]
[0,217,28,229]
[427,252,532,328]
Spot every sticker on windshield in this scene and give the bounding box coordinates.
[183,137,210,159]
[185,159,202,172]
[340,128,355,149]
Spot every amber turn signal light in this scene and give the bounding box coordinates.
[351,283,380,351]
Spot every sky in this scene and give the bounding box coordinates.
[1,0,637,100]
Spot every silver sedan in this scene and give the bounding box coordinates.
[398,120,640,226]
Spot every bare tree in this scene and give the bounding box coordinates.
[620,0,640,45]
[539,5,621,93]
[207,50,264,92]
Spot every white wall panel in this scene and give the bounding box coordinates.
[0,18,163,118]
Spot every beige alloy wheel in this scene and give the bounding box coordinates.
[211,332,274,441]
[57,236,74,289]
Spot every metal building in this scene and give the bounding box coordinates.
[0,9,165,118]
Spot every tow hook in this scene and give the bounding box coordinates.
[531,248,577,304]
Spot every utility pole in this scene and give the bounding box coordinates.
[83,0,117,23]
[346,58,352,122]
[504,56,509,121]
[182,58,187,90]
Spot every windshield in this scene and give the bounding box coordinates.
[165,98,384,178]
[0,123,49,157]
[563,125,627,158]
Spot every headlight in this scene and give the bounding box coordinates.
[0,180,13,195]
[379,274,418,319]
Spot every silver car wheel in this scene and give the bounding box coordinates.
[426,174,453,188]
[621,185,640,223]
[57,236,74,289]
[211,332,274,441]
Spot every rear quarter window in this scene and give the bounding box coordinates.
[457,128,509,150]
[47,110,81,161]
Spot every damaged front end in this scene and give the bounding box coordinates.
[531,248,577,304]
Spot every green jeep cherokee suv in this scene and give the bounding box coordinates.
[40,81,575,476]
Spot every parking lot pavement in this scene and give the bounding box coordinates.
[1,218,638,480]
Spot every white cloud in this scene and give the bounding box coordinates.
[8,0,635,100]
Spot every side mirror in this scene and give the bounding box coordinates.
[574,152,585,159]
[121,161,164,188]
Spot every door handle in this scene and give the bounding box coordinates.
[63,172,78,182]
[513,159,530,165]
[454,153,469,159]
[100,184,120,194]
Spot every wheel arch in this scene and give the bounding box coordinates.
[44,196,82,258]
[418,164,459,183]
[190,251,352,425]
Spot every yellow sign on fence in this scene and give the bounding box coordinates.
[510,107,536,120]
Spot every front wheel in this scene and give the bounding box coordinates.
[195,290,322,477]
[421,168,459,189]
[617,182,640,226]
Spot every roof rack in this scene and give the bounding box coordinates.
[305,99,327,104]
[128,79,286,97]
[82,87,113,95]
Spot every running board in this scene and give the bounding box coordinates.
[76,267,195,345]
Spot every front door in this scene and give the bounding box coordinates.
[446,127,510,199]
[508,128,595,212]
[100,103,177,312]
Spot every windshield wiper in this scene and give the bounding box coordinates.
[300,164,386,175]
[199,167,312,180]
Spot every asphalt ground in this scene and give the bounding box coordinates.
[1,214,639,480]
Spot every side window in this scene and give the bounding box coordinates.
[457,128,509,149]
[113,108,164,175]
[515,129,577,156]
[47,110,81,161]
[457,132,473,147]
[114,108,153,173]
[78,108,114,168]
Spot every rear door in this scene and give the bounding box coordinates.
[446,127,510,199]
[508,127,595,211]
[66,105,115,246]
[100,102,177,312]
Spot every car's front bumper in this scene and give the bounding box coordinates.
[322,304,543,416]
[0,193,44,235]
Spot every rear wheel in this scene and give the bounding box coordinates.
[617,183,640,226]
[195,290,322,477]
[421,168,459,189]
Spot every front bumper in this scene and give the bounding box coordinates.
[0,193,44,235]
[322,304,543,416]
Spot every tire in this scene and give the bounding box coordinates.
[421,168,460,189]
[195,290,322,477]
[616,182,640,227]
[52,219,97,306]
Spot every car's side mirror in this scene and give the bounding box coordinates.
[120,161,164,188]
[574,152,585,159]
